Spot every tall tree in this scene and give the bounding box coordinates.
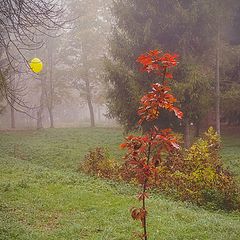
[33,36,72,129]
[195,0,239,134]
[105,1,212,138]
[174,61,213,147]
[59,0,111,127]
[105,0,239,143]
[221,5,240,126]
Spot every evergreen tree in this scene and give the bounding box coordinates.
[221,5,240,126]
[105,1,212,137]
[105,0,239,143]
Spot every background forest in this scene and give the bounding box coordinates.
[0,0,240,142]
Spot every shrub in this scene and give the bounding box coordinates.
[80,147,120,179]
[80,128,240,211]
[155,127,240,210]
[79,129,240,211]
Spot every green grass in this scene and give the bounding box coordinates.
[221,135,240,182]
[0,128,124,170]
[0,127,240,240]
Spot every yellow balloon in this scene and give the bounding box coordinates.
[30,58,43,73]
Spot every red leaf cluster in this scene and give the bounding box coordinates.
[137,49,178,76]
[138,83,183,124]
[121,135,155,184]
[131,207,147,227]
[121,128,179,187]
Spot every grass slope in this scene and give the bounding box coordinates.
[0,128,240,240]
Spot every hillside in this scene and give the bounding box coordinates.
[0,128,239,240]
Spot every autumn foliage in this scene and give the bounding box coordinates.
[155,127,240,210]
[79,147,119,179]
[81,129,240,211]
[120,50,183,240]
[80,50,240,239]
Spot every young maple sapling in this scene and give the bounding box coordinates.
[121,50,183,240]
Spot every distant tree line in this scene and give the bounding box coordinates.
[1,0,240,133]
[0,0,111,129]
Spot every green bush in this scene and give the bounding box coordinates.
[155,127,240,210]
[79,128,240,210]
[79,147,121,179]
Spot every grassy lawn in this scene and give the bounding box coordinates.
[0,127,240,240]
[221,134,240,182]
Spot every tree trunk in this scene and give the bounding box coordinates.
[85,78,95,127]
[37,109,43,129]
[46,38,54,128]
[10,98,15,129]
[184,118,191,148]
[195,121,201,137]
[87,95,95,127]
[10,106,15,129]
[48,107,54,128]
[81,41,95,127]
[9,74,16,129]
[216,22,221,135]
[238,53,240,83]
[98,105,101,122]
[37,79,44,129]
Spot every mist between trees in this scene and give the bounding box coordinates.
[0,0,240,142]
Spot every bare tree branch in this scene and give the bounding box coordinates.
[0,0,67,117]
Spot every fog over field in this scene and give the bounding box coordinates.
[0,0,113,129]
[0,0,240,134]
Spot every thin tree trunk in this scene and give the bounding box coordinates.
[238,53,240,83]
[37,79,44,129]
[81,42,95,128]
[47,38,54,128]
[85,78,95,127]
[37,109,43,129]
[216,23,221,135]
[142,184,147,240]
[9,74,16,129]
[142,141,151,240]
[10,106,15,129]
[87,95,95,127]
[195,121,200,137]
[10,98,15,129]
[98,105,101,122]
[184,118,191,148]
[48,107,54,128]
